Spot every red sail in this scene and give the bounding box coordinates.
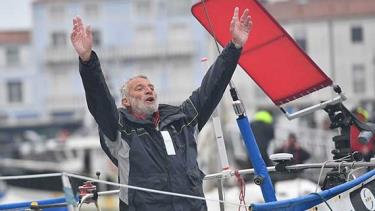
[192,0,332,105]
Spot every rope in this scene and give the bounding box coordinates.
[315,160,329,192]
[0,156,370,209]
[315,155,353,192]
[0,172,244,208]
[310,192,333,211]
[338,160,347,173]
[0,173,62,180]
[234,170,247,211]
[201,0,222,54]
[64,172,243,207]
[347,166,367,181]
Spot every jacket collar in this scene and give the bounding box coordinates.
[118,107,153,125]
[118,104,186,129]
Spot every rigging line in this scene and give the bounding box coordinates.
[234,170,247,211]
[315,160,331,192]
[80,190,120,204]
[0,159,370,182]
[64,172,244,208]
[201,0,221,54]
[310,192,333,211]
[347,166,368,181]
[201,0,244,104]
[0,173,62,180]
[338,160,347,173]
[78,199,101,211]
[315,155,353,192]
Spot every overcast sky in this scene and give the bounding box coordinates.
[0,0,33,30]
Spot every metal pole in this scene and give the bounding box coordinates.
[201,57,229,210]
[201,57,230,170]
[230,84,276,202]
[217,178,225,211]
[236,115,277,202]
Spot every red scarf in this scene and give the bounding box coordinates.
[132,111,160,128]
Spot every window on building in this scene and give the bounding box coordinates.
[136,25,155,45]
[7,81,23,103]
[293,28,308,52]
[51,111,74,121]
[51,32,67,47]
[170,57,191,70]
[135,0,151,16]
[352,64,366,93]
[158,0,166,16]
[351,26,363,43]
[0,113,8,123]
[92,30,102,47]
[84,3,100,18]
[295,38,307,52]
[6,47,20,66]
[168,23,189,42]
[167,1,190,16]
[52,70,69,95]
[49,4,65,20]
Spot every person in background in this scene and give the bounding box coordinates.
[273,132,310,182]
[274,132,311,165]
[71,7,252,211]
[250,110,275,166]
[233,110,274,182]
[350,106,374,161]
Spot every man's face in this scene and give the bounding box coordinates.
[122,77,158,116]
[287,137,296,147]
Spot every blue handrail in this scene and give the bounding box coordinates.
[250,169,375,210]
[236,115,277,202]
[0,197,67,210]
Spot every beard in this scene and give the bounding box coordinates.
[128,95,158,116]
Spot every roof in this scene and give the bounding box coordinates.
[33,0,100,4]
[264,0,375,22]
[0,31,30,45]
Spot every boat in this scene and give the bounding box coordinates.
[0,135,115,192]
[1,0,375,210]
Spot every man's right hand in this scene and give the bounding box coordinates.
[230,7,252,48]
[71,16,93,62]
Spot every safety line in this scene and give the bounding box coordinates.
[0,173,62,180]
[64,172,244,208]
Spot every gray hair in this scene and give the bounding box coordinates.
[120,75,149,99]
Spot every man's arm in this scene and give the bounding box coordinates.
[182,7,252,131]
[79,52,119,141]
[71,17,119,141]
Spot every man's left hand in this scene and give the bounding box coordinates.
[230,7,252,48]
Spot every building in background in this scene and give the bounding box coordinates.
[0,31,40,129]
[1,0,375,135]
[0,0,209,136]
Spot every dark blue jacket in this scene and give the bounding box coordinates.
[79,42,242,211]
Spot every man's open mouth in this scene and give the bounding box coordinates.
[145,97,155,103]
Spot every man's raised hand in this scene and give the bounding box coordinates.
[71,17,93,62]
[230,7,252,48]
